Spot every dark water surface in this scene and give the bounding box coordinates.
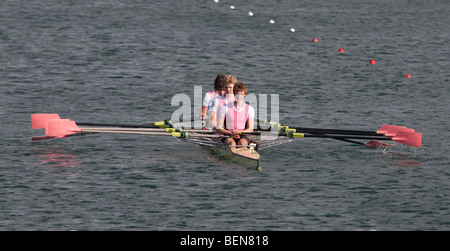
[1,0,449,230]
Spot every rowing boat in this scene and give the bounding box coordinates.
[209,144,261,170]
[183,136,262,170]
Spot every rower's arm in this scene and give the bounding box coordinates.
[201,106,208,117]
[240,117,254,133]
[216,117,230,135]
[209,112,217,129]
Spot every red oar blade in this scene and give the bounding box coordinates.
[384,127,415,137]
[31,114,83,140]
[377,125,411,134]
[377,125,406,134]
[31,113,61,129]
[392,131,422,147]
[45,119,82,138]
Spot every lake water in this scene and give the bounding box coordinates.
[1,0,449,231]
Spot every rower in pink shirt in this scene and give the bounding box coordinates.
[201,74,227,119]
[207,75,237,128]
[216,82,255,148]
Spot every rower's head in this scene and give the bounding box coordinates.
[224,75,237,95]
[233,82,247,102]
[233,82,248,95]
[214,74,227,94]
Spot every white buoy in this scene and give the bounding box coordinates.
[269,19,275,24]
[248,12,254,16]
[290,28,296,32]
[230,5,235,10]
[214,0,219,3]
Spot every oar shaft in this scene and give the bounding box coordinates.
[257,120,382,136]
[79,127,213,133]
[76,122,161,128]
[302,134,392,141]
[241,131,392,141]
[80,128,222,138]
[283,127,381,136]
[81,128,171,136]
[76,116,203,129]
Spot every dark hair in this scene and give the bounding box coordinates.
[213,74,226,91]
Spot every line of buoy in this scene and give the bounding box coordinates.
[212,0,412,79]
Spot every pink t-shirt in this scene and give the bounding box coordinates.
[219,102,254,130]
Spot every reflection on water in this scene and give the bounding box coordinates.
[39,152,79,168]
[33,147,80,169]
[391,159,423,169]
[29,146,83,190]
[379,148,423,169]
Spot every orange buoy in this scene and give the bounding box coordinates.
[405,74,411,78]
[312,38,318,42]
[338,48,344,53]
[369,59,376,65]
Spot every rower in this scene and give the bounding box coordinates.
[201,74,226,120]
[207,74,237,129]
[216,82,255,148]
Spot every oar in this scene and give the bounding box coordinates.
[31,118,221,141]
[31,113,185,129]
[286,126,412,136]
[72,128,221,138]
[258,120,414,137]
[257,120,418,147]
[77,116,202,128]
[307,125,417,147]
[74,127,212,133]
[31,114,422,147]
[239,131,422,148]
[285,125,405,147]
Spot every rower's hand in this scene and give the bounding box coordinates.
[231,130,241,139]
